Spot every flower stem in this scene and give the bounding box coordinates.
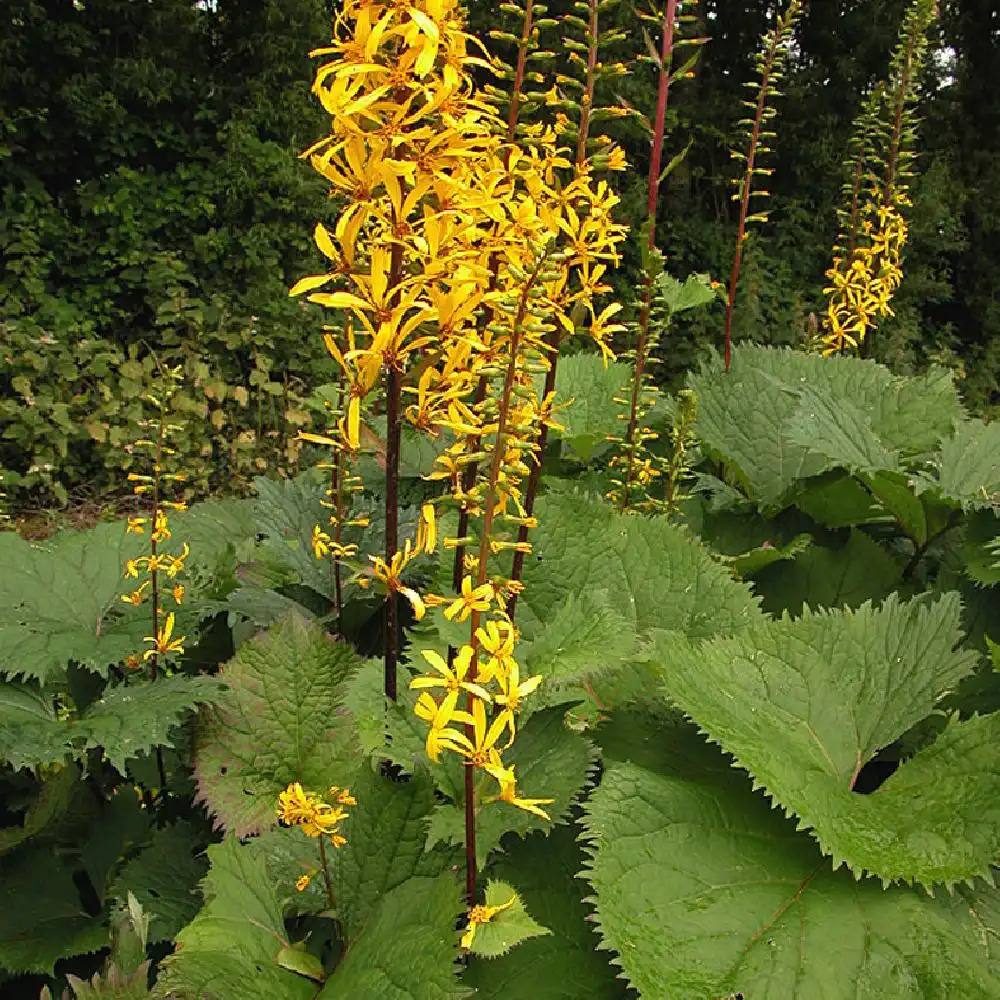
[723,15,782,372]
[383,244,404,701]
[318,837,335,909]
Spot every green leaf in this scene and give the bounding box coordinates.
[169,497,257,578]
[518,590,635,711]
[463,826,627,1000]
[252,470,340,600]
[692,347,962,508]
[725,531,812,577]
[931,418,1000,509]
[793,470,883,528]
[0,847,108,975]
[786,385,900,474]
[963,509,1000,585]
[0,763,80,855]
[316,876,467,999]
[275,943,325,982]
[753,528,902,615]
[647,593,1000,885]
[583,723,1000,999]
[465,880,550,959]
[330,768,457,942]
[194,613,364,836]
[863,469,929,543]
[154,836,315,1000]
[544,355,632,463]
[0,522,149,682]
[83,675,226,773]
[110,822,207,943]
[0,681,75,770]
[521,486,762,644]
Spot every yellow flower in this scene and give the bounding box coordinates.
[483,760,554,820]
[313,524,333,559]
[121,580,150,607]
[151,509,171,543]
[474,619,517,684]
[296,872,314,892]
[142,612,186,661]
[126,517,147,535]
[461,893,517,950]
[454,698,514,768]
[414,691,473,763]
[278,782,317,826]
[410,646,492,704]
[416,502,437,554]
[369,542,426,620]
[172,583,185,605]
[443,575,494,623]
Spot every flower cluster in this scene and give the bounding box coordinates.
[293,0,627,912]
[819,187,908,356]
[277,781,356,894]
[120,364,190,669]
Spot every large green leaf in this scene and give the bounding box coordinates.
[329,768,456,942]
[317,875,467,1000]
[787,385,901,475]
[518,590,636,712]
[194,613,365,836]
[463,826,627,1000]
[83,674,226,773]
[647,593,1000,886]
[545,355,632,463]
[0,522,149,682]
[930,419,1000,509]
[0,763,80,854]
[153,836,315,1000]
[0,681,76,769]
[752,528,902,615]
[0,846,108,975]
[110,822,207,943]
[583,720,1000,999]
[691,346,962,508]
[520,486,762,644]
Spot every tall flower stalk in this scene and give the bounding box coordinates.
[722,0,801,371]
[121,362,191,787]
[817,0,937,357]
[607,0,705,512]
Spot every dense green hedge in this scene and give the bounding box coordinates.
[0,0,337,504]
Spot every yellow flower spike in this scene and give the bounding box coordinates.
[411,647,493,704]
[151,510,171,543]
[443,575,494,623]
[461,893,517,950]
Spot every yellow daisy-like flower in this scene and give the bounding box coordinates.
[410,646,492,704]
[142,612,185,661]
[443,575,495,623]
[483,760,554,821]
